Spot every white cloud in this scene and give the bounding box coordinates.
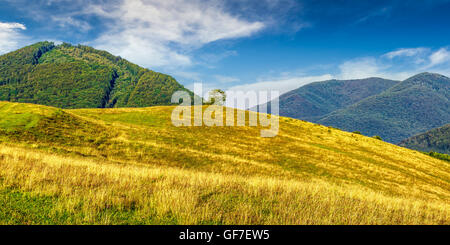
[0,22,27,54]
[85,0,265,68]
[383,48,427,59]
[0,22,26,30]
[227,74,334,104]
[428,48,450,68]
[338,54,430,81]
[338,57,385,79]
[381,47,450,72]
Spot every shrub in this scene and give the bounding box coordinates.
[426,151,450,162]
[372,135,383,141]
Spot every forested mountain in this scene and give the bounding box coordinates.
[318,73,450,143]
[258,72,449,143]
[399,124,450,154]
[274,78,399,122]
[0,42,192,109]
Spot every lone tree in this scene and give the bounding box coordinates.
[207,89,226,106]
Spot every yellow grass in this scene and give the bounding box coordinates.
[0,102,449,224]
[0,144,448,225]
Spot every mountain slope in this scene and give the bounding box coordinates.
[0,42,192,109]
[277,78,399,121]
[0,101,449,224]
[399,124,450,154]
[318,73,450,143]
[254,78,398,122]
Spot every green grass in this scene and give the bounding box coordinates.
[0,188,163,225]
[0,188,64,225]
[75,109,169,127]
[0,102,55,130]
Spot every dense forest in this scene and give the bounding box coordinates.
[400,124,450,154]
[317,73,450,143]
[0,42,193,109]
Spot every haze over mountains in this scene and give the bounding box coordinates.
[0,42,192,109]
[268,73,450,144]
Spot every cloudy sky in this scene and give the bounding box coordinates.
[1,0,450,96]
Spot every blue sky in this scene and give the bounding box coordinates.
[1,0,450,97]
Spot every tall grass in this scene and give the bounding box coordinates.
[0,102,449,224]
[0,144,448,225]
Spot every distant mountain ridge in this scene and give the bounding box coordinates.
[261,72,450,143]
[0,42,193,109]
[272,77,399,122]
[399,124,450,154]
[318,73,450,143]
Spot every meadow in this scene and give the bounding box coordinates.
[0,101,449,224]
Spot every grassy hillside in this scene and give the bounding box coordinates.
[270,78,399,122]
[399,124,450,154]
[0,101,449,224]
[0,42,192,109]
[318,73,450,143]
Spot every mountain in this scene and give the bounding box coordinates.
[0,42,192,109]
[0,101,449,224]
[318,73,450,143]
[273,78,399,122]
[399,124,450,154]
